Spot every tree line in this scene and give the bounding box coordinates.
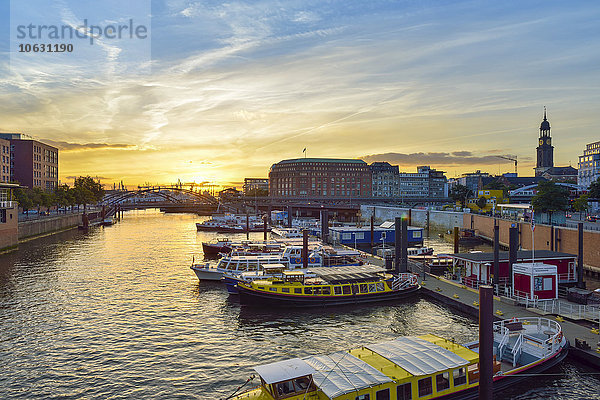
[14,176,104,214]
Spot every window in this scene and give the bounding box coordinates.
[376,282,385,292]
[453,367,466,386]
[436,372,450,392]
[294,288,302,294]
[342,285,351,294]
[322,287,331,295]
[376,389,390,400]
[418,377,432,397]
[359,284,368,293]
[467,364,479,384]
[356,395,370,400]
[304,288,313,295]
[281,288,290,293]
[334,286,342,295]
[269,288,278,292]
[368,283,377,293]
[397,383,411,400]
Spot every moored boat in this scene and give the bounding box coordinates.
[229,316,568,399]
[236,265,420,306]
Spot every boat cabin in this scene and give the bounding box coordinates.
[254,358,317,399]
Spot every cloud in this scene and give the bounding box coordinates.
[44,140,136,151]
[65,175,111,180]
[362,152,520,166]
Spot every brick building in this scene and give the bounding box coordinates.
[269,158,372,198]
[0,133,58,190]
[0,138,10,183]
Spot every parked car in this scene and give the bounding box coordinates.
[586,215,597,222]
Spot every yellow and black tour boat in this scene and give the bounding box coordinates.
[235,264,420,307]
[228,317,568,400]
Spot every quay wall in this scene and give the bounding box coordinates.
[360,205,464,231]
[464,214,600,270]
[17,211,102,240]
[0,208,19,251]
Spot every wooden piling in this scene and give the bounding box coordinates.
[479,285,494,400]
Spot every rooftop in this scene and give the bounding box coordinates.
[276,158,366,165]
[450,250,576,262]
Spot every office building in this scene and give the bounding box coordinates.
[578,140,600,188]
[0,133,58,190]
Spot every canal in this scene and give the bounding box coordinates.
[0,210,598,399]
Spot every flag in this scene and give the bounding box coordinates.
[531,211,535,232]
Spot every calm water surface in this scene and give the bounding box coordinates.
[0,210,598,399]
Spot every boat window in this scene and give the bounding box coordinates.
[435,372,450,392]
[248,264,257,271]
[293,376,311,391]
[258,287,265,290]
[313,287,322,295]
[368,283,377,293]
[376,388,390,400]
[294,288,302,294]
[274,380,296,397]
[376,282,385,292]
[238,264,247,271]
[396,383,412,400]
[355,395,370,400]
[453,367,466,386]
[467,364,479,384]
[417,377,432,397]
[281,288,290,293]
[304,287,313,295]
[359,284,368,293]
[269,287,277,292]
[322,287,331,295]
[334,286,342,295]
[342,285,351,295]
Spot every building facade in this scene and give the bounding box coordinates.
[535,109,554,176]
[578,140,600,188]
[370,162,399,197]
[456,170,490,194]
[269,158,371,198]
[370,164,448,200]
[0,183,18,250]
[243,178,269,195]
[0,138,10,183]
[0,133,58,190]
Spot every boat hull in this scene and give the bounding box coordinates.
[237,285,421,307]
[202,243,232,257]
[433,343,569,400]
[191,266,222,281]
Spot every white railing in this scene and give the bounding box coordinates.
[0,201,15,209]
[494,317,563,359]
[536,299,600,322]
[511,334,523,367]
[496,326,509,361]
[392,273,419,290]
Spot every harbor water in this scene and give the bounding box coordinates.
[1,210,598,399]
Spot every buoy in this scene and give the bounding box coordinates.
[496,310,504,316]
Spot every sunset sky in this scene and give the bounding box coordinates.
[1,1,599,189]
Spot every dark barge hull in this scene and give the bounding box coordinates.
[202,243,232,256]
[237,285,421,307]
[434,343,569,400]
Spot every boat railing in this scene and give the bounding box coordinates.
[511,334,523,367]
[495,317,563,358]
[392,273,418,290]
[496,326,510,361]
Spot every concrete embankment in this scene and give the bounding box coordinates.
[18,211,102,241]
[361,205,463,231]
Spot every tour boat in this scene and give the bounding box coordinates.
[190,245,323,281]
[228,317,568,400]
[235,265,420,306]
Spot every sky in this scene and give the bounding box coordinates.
[1,0,599,189]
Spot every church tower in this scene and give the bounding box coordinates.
[535,107,554,176]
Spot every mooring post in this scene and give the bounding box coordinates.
[287,206,292,228]
[370,215,375,248]
[426,210,430,231]
[453,226,459,254]
[578,222,585,289]
[263,215,268,241]
[408,209,412,226]
[394,217,401,274]
[401,218,408,273]
[509,225,518,290]
[321,210,329,244]
[302,229,309,269]
[493,223,500,292]
[246,212,250,240]
[479,285,494,400]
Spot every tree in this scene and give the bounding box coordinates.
[589,177,600,200]
[14,188,34,214]
[476,196,487,210]
[531,181,570,223]
[450,184,472,208]
[54,184,76,213]
[573,194,589,220]
[73,176,104,210]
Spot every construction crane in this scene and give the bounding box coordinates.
[496,155,517,175]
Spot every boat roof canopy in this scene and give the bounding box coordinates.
[303,352,392,398]
[254,358,315,384]
[309,265,387,284]
[365,337,469,376]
